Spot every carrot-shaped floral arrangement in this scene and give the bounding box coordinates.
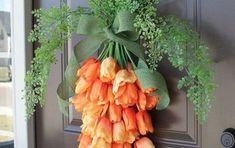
[24,0,216,147]
[73,57,159,147]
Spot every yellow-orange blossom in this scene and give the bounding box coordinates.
[72,57,159,148]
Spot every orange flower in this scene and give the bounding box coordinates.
[134,137,155,148]
[92,137,111,148]
[126,130,139,144]
[95,117,112,143]
[75,77,92,94]
[78,134,92,148]
[137,92,159,110]
[81,103,103,136]
[109,103,122,123]
[146,95,159,110]
[89,79,108,104]
[136,111,154,135]
[77,58,96,76]
[115,83,138,108]
[100,57,118,82]
[112,143,132,148]
[113,121,127,143]
[137,90,147,111]
[71,93,88,112]
[77,58,100,81]
[107,85,115,103]
[122,107,137,131]
[113,69,137,94]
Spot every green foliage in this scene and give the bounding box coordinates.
[134,0,162,70]
[24,0,215,123]
[156,16,215,123]
[134,0,215,123]
[88,0,139,26]
[24,4,89,118]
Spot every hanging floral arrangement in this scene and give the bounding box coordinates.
[24,0,216,147]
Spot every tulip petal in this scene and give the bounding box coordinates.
[146,95,159,110]
[113,121,127,143]
[100,57,117,82]
[72,93,88,112]
[92,137,111,148]
[136,111,154,135]
[95,117,112,143]
[78,133,92,148]
[123,108,137,131]
[113,69,137,94]
[75,77,92,94]
[109,103,122,123]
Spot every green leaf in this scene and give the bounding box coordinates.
[64,52,79,91]
[57,80,74,116]
[134,68,170,110]
[74,33,107,63]
[137,59,148,69]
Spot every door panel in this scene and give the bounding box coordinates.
[35,0,235,148]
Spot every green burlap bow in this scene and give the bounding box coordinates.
[57,11,170,115]
[57,11,146,115]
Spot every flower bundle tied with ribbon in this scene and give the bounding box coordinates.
[25,1,215,148]
[57,10,169,148]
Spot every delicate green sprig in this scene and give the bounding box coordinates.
[88,0,139,26]
[24,4,89,118]
[134,0,215,123]
[156,16,216,123]
[25,0,216,123]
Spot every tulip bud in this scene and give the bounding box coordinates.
[136,111,154,135]
[100,57,117,82]
[134,137,155,148]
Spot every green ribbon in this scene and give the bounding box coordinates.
[57,10,145,115]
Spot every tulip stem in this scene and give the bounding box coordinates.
[124,46,137,69]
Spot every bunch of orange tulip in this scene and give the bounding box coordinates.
[72,57,159,148]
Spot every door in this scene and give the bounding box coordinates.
[35,0,235,148]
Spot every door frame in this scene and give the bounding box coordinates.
[12,0,35,148]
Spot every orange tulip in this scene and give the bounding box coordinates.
[75,77,93,94]
[109,103,122,123]
[115,83,138,108]
[95,117,112,143]
[92,137,111,148]
[89,79,108,104]
[81,103,103,136]
[136,111,154,135]
[115,85,126,98]
[134,137,155,148]
[89,79,103,102]
[146,95,159,110]
[112,143,132,148]
[137,90,147,111]
[126,130,139,144]
[77,58,97,77]
[113,69,137,94]
[100,57,117,82]
[71,93,88,112]
[107,85,115,103]
[122,107,137,131]
[113,121,127,143]
[77,58,100,81]
[78,134,92,148]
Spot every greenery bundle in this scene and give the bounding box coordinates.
[24,0,215,124]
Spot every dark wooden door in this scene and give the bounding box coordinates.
[35,0,235,148]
